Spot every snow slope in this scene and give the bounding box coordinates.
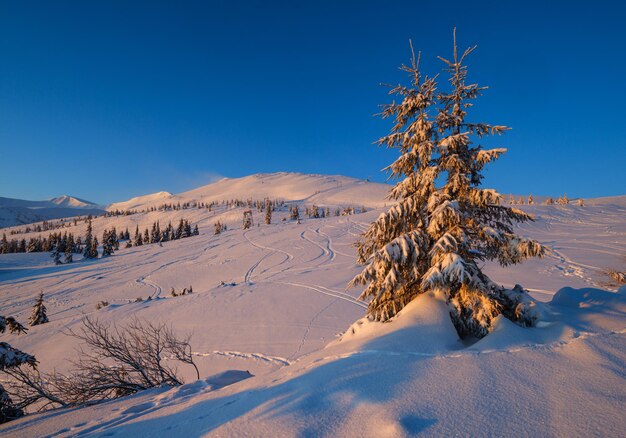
[107,173,392,212]
[107,191,173,212]
[0,178,624,437]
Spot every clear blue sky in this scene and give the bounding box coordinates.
[1,1,625,204]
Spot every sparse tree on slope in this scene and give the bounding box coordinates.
[290,205,300,222]
[90,237,99,259]
[0,234,7,254]
[265,200,272,224]
[243,210,253,229]
[29,293,48,326]
[134,225,143,246]
[101,230,113,257]
[51,245,62,265]
[83,219,97,259]
[64,234,74,263]
[350,33,544,338]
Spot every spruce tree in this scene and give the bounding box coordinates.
[83,219,95,259]
[90,237,99,258]
[29,293,48,326]
[0,233,7,255]
[176,219,184,239]
[265,200,272,224]
[350,33,544,338]
[291,205,300,222]
[51,245,62,265]
[243,210,253,229]
[65,234,74,263]
[183,220,192,238]
[134,225,143,246]
[102,230,113,257]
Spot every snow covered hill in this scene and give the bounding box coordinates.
[107,191,173,212]
[0,176,624,436]
[48,195,99,209]
[107,173,392,212]
[0,195,104,228]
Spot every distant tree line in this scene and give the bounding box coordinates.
[129,218,199,249]
[1,218,199,258]
[1,231,83,256]
[5,215,95,236]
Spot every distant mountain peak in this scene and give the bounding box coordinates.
[49,195,98,208]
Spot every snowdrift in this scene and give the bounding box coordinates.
[2,287,623,437]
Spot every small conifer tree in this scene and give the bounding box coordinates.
[265,200,272,224]
[51,245,62,265]
[243,210,253,229]
[134,225,143,246]
[29,292,49,326]
[102,230,113,257]
[83,219,95,259]
[291,205,300,222]
[90,237,99,258]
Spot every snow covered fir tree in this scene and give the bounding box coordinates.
[351,32,545,338]
[29,293,48,326]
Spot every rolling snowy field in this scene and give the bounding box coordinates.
[0,173,624,437]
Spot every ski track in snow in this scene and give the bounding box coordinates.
[275,281,367,309]
[243,229,294,283]
[299,230,328,262]
[136,276,162,299]
[317,227,355,259]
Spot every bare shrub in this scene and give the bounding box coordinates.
[2,317,198,411]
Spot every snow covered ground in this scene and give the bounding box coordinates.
[0,173,624,437]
